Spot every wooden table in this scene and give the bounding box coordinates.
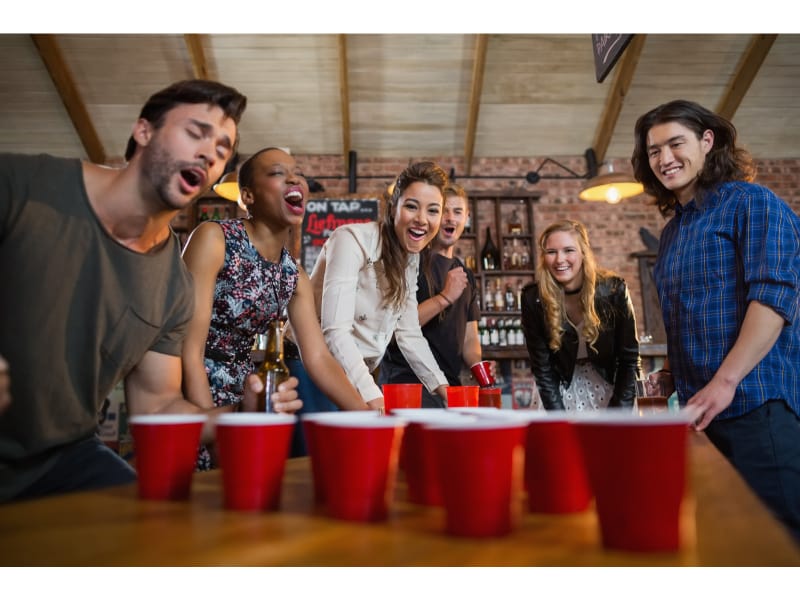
[0,433,797,566]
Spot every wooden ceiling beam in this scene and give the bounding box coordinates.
[591,34,646,163]
[184,34,210,80]
[716,34,777,121]
[338,34,352,170]
[31,34,106,164]
[463,34,488,176]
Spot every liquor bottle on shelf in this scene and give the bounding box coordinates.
[508,209,522,234]
[198,207,210,222]
[520,243,530,269]
[504,283,516,311]
[498,318,508,347]
[255,317,289,413]
[510,239,521,269]
[516,279,525,309]
[211,205,222,220]
[493,280,504,313]
[480,227,500,271]
[489,319,500,346]
[483,280,495,311]
[479,317,491,346]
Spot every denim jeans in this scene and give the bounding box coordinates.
[705,400,800,544]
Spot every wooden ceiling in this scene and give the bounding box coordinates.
[1,33,798,174]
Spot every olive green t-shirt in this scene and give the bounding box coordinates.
[0,153,194,500]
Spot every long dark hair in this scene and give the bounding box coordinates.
[379,161,448,310]
[124,79,247,161]
[631,99,755,216]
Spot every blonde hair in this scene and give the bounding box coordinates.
[536,219,605,352]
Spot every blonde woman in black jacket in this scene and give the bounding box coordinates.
[521,219,640,411]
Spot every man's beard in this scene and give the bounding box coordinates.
[140,140,209,210]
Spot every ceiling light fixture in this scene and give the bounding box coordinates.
[212,171,240,202]
[578,162,643,204]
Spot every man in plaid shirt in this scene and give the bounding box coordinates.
[632,99,800,543]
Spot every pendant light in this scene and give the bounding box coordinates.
[578,162,643,204]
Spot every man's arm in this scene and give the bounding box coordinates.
[417,266,468,327]
[462,320,482,367]
[688,300,784,431]
[125,350,301,444]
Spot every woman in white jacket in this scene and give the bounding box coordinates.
[310,161,451,409]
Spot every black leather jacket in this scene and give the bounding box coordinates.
[520,275,640,410]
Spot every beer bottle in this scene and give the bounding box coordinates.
[256,317,290,412]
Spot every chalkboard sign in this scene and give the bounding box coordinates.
[592,34,634,83]
[301,198,379,272]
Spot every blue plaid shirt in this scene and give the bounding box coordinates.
[654,181,800,420]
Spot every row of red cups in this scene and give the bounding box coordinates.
[304,406,699,552]
[128,405,698,553]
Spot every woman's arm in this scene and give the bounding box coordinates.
[180,222,226,410]
[314,227,384,403]
[288,270,373,410]
[611,280,640,408]
[520,286,564,410]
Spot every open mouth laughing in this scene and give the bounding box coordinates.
[284,186,305,215]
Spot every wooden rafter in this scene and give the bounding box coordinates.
[591,34,646,163]
[716,34,777,121]
[31,34,106,164]
[463,34,488,176]
[338,34,352,170]
[184,34,210,80]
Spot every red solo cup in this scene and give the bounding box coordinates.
[382,383,423,414]
[470,360,496,387]
[392,409,467,506]
[128,414,207,501]
[215,413,296,511]
[573,409,696,552]
[302,411,381,505]
[478,387,502,409]
[313,415,406,521]
[446,385,479,408]
[516,411,592,514]
[428,419,527,537]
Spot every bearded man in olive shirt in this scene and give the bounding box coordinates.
[0,80,301,502]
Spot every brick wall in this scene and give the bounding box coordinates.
[294,153,800,333]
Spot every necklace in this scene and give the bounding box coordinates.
[564,286,582,296]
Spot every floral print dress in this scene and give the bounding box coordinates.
[196,219,299,470]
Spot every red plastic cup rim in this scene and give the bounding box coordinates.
[571,407,699,426]
[426,419,528,432]
[128,414,208,425]
[301,412,382,425]
[313,416,407,429]
[215,413,296,426]
[390,409,466,423]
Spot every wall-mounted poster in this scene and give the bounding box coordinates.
[301,198,379,272]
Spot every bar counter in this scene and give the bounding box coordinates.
[0,433,797,566]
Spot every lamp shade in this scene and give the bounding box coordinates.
[578,163,643,204]
[213,171,240,202]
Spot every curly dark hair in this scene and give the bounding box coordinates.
[124,79,247,161]
[631,99,755,216]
